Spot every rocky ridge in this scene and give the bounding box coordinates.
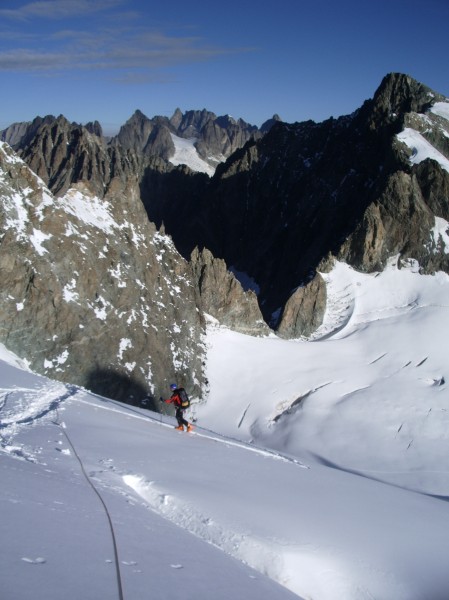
[157,74,449,337]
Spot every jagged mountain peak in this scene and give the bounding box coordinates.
[366,72,447,127]
[260,113,282,133]
[125,108,152,124]
[84,120,103,137]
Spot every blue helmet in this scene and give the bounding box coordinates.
[170,383,177,390]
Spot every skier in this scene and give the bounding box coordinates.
[162,383,193,432]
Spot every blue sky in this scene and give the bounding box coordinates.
[1,0,448,134]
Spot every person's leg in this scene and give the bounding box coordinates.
[175,407,184,428]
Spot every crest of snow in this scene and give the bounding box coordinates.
[430,101,449,121]
[60,189,118,233]
[95,307,106,320]
[170,341,184,369]
[431,216,449,252]
[118,338,132,360]
[169,133,215,177]
[169,285,181,297]
[29,228,51,255]
[397,127,449,173]
[140,309,149,328]
[126,309,137,325]
[124,362,136,373]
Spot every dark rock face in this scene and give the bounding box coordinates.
[366,73,446,128]
[157,73,449,337]
[10,115,142,198]
[0,141,204,405]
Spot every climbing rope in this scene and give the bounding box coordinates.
[53,412,124,600]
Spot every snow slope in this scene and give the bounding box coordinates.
[196,258,449,496]
[397,98,449,173]
[168,133,216,176]
[2,253,449,600]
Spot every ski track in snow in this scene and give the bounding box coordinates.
[0,381,309,594]
[0,382,78,462]
[75,395,310,469]
[0,378,309,470]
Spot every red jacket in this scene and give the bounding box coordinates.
[165,391,182,407]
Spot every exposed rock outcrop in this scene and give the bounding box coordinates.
[276,274,327,339]
[190,248,269,335]
[14,115,141,198]
[0,141,204,405]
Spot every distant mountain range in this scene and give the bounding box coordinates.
[1,108,281,188]
[0,73,448,402]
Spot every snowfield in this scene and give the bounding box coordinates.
[2,254,449,600]
[168,133,216,176]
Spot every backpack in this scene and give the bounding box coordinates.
[178,387,190,408]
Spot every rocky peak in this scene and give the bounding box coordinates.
[85,120,103,137]
[113,109,155,153]
[16,115,115,197]
[260,114,282,133]
[176,109,217,137]
[169,108,184,129]
[366,72,447,129]
[5,73,447,345]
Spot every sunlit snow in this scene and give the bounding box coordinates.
[2,254,449,600]
[60,189,119,234]
[397,127,449,173]
[430,100,449,121]
[169,133,215,176]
